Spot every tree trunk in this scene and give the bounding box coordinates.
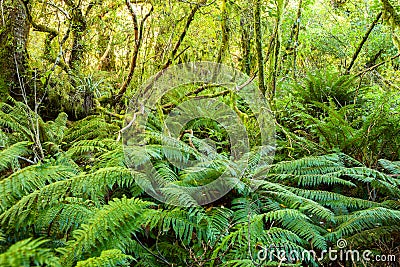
[240,12,253,75]
[216,0,229,64]
[292,0,303,79]
[69,8,87,70]
[254,0,266,96]
[267,0,286,102]
[0,0,30,101]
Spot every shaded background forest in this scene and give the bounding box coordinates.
[0,0,400,266]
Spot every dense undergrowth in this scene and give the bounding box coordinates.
[0,69,399,267]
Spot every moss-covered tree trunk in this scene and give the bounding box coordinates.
[240,9,253,76]
[0,0,30,101]
[254,0,266,97]
[69,7,87,70]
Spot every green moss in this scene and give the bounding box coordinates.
[0,77,9,102]
[381,0,400,28]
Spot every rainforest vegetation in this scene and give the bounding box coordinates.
[1,0,400,266]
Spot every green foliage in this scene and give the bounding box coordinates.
[0,97,399,266]
[0,141,31,172]
[63,116,119,145]
[277,70,400,165]
[59,197,158,266]
[291,71,357,107]
[0,238,61,267]
[75,249,133,267]
[1,0,400,265]
[0,161,78,213]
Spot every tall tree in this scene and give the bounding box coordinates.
[64,0,88,70]
[216,0,229,64]
[0,0,31,100]
[254,0,266,96]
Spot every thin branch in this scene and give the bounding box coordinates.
[137,4,202,105]
[162,74,255,110]
[14,55,44,161]
[17,156,35,165]
[46,1,71,19]
[94,99,124,119]
[132,233,172,266]
[292,0,303,79]
[346,12,382,74]
[161,83,227,109]
[254,0,265,96]
[174,45,190,60]
[190,89,231,100]
[116,104,145,141]
[43,27,72,90]
[162,4,200,70]
[355,53,400,77]
[1,0,5,25]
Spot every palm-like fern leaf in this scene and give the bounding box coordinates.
[0,238,61,267]
[59,197,158,266]
[0,141,31,172]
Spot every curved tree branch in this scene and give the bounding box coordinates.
[115,1,153,102]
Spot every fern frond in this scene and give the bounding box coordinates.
[160,208,199,244]
[0,103,34,141]
[268,154,356,187]
[59,197,158,266]
[0,163,78,213]
[288,188,378,210]
[66,138,120,160]
[76,249,133,267]
[0,167,142,230]
[205,207,233,244]
[264,209,327,250]
[41,112,68,144]
[379,159,400,174]
[345,226,399,246]
[344,167,400,196]
[96,146,126,168]
[330,207,400,239]
[63,116,119,144]
[0,238,61,267]
[0,141,31,173]
[35,197,95,233]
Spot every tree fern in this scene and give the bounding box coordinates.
[0,96,399,266]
